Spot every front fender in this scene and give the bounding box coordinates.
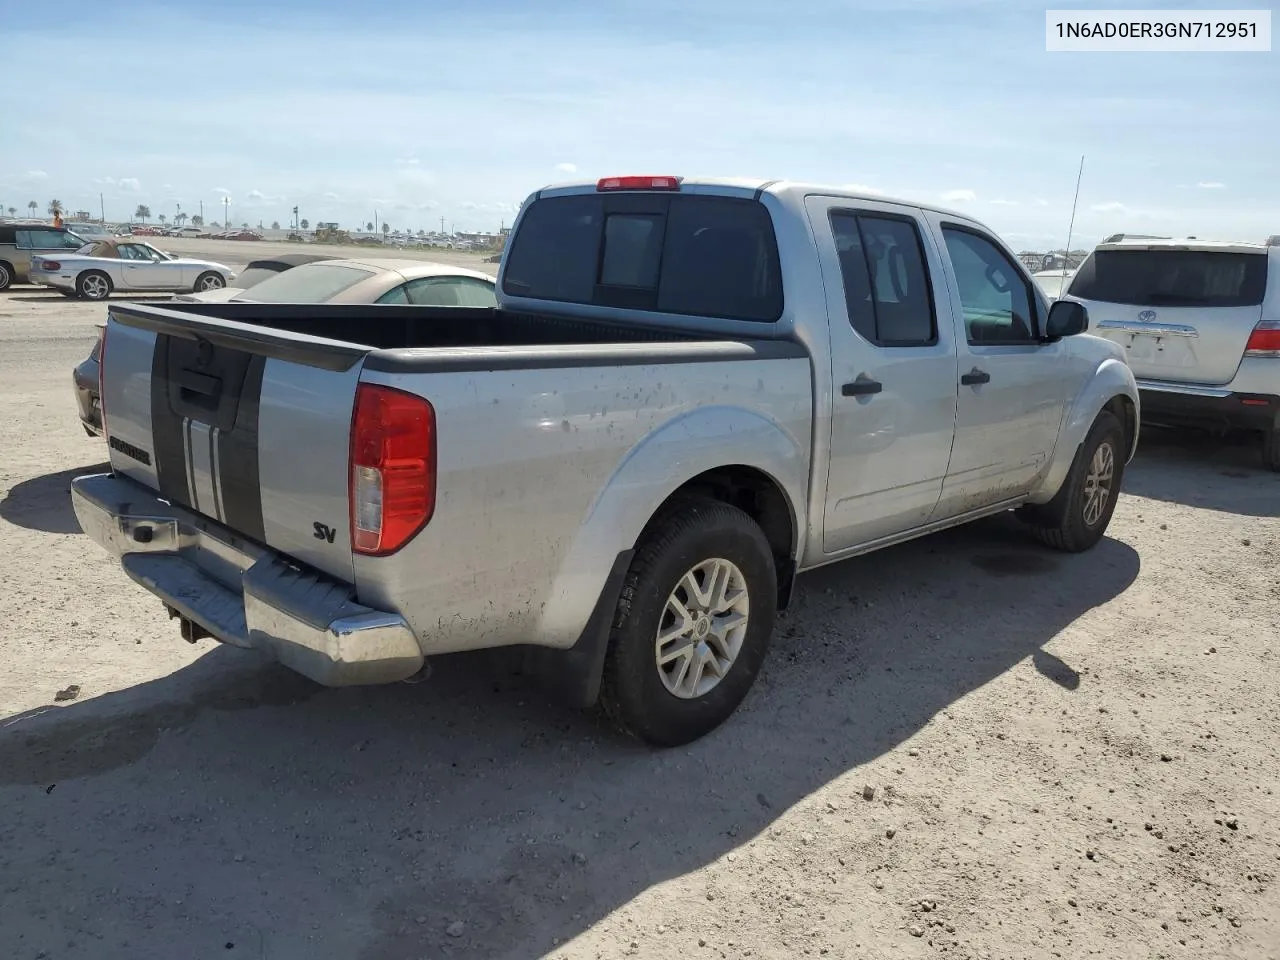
[535,404,810,648]
[1028,356,1139,504]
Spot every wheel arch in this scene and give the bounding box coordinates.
[1028,357,1138,505]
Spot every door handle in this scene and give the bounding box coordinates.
[960,369,990,386]
[841,378,883,397]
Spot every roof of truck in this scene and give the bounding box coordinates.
[534,177,979,222]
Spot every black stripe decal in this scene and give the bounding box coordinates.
[149,334,192,508]
[217,354,266,542]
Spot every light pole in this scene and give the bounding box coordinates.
[222,196,231,229]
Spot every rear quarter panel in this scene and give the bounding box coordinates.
[355,355,813,654]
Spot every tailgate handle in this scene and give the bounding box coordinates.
[177,368,222,399]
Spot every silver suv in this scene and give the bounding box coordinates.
[0,223,89,289]
[1066,239,1280,470]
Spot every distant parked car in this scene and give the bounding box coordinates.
[30,238,236,300]
[166,226,203,237]
[173,253,338,303]
[1065,238,1280,470]
[224,256,497,306]
[1032,268,1076,301]
[72,253,337,435]
[0,223,89,289]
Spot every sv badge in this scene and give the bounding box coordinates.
[312,522,337,544]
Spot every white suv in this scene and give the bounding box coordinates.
[1065,239,1280,469]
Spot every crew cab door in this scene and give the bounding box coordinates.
[805,197,960,552]
[924,215,1070,514]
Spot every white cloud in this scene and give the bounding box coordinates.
[989,198,1019,206]
[1034,198,1050,207]
[1197,181,1225,189]
[213,186,231,198]
[460,201,479,210]
[323,191,342,201]
[395,157,420,166]
[941,189,976,202]
[554,162,578,174]
[1090,201,1130,213]
[416,200,440,210]
[24,170,48,182]
[119,178,142,193]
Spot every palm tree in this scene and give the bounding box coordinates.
[175,212,188,228]
[366,221,374,232]
[28,201,37,218]
[191,215,203,228]
[5,207,14,218]
[299,218,309,230]
[135,204,151,223]
[48,199,65,218]
[271,221,281,230]
[158,213,167,226]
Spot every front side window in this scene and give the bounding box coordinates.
[402,276,498,306]
[942,226,1038,344]
[119,244,155,261]
[830,211,936,346]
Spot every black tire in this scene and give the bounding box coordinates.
[0,261,12,291]
[193,271,225,292]
[1263,429,1280,473]
[77,270,112,301]
[1022,411,1126,552]
[600,498,777,747]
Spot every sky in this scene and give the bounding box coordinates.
[1,0,1276,247]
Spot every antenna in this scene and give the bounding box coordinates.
[1062,155,1085,281]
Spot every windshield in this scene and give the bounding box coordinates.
[237,262,375,303]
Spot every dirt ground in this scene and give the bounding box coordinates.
[0,283,1278,960]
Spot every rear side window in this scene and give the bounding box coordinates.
[241,263,374,303]
[830,211,936,345]
[503,194,783,322]
[0,226,16,244]
[1069,250,1268,308]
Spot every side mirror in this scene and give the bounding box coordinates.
[1045,299,1088,340]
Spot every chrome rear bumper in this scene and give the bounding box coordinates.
[71,472,424,686]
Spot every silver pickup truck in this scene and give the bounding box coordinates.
[73,176,1139,746]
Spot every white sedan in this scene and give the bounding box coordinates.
[29,239,236,300]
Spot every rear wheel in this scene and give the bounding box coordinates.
[1263,429,1280,472]
[600,498,777,747]
[1022,410,1125,552]
[0,261,12,291]
[77,271,112,301]
[194,271,225,292]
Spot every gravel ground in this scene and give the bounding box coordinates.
[1,285,1278,960]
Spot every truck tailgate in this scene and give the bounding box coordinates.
[100,304,367,583]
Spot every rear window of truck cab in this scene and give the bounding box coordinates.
[1069,248,1268,308]
[502,193,784,322]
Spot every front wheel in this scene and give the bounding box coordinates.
[77,271,112,301]
[193,271,225,292]
[600,498,777,747]
[0,261,12,291]
[1022,410,1126,552]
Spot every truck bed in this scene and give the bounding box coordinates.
[135,301,710,351]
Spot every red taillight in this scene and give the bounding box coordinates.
[349,383,436,555]
[596,175,683,192]
[96,325,108,438]
[1244,320,1280,357]
[41,260,61,271]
